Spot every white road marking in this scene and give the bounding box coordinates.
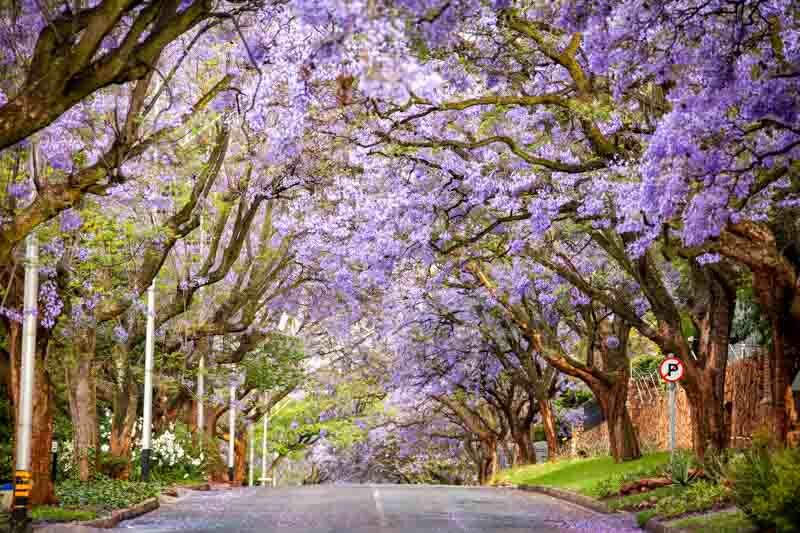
[372,486,387,528]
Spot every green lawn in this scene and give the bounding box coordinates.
[492,452,670,497]
[31,506,97,522]
[668,509,756,532]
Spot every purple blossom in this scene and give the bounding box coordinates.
[59,209,82,232]
[113,325,129,343]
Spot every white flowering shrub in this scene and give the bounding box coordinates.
[130,421,206,482]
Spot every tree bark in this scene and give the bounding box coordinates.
[594,376,641,462]
[511,427,534,465]
[538,399,559,459]
[110,379,139,480]
[478,439,498,485]
[679,270,735,458]
[233,430,247,486]
[65,329,98,481]
[109,344,139,479]
[752,270,800,443]
[204,406,227,483]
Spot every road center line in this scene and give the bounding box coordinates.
[372,486,387,528]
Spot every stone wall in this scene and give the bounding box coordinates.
[570,354,769,456]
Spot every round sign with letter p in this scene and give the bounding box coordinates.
[659,357,684,382]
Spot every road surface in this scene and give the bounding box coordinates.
[40,484,642,532]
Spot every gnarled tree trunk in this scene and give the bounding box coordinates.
[109,343,139,479]
[478,438,499,485]
[753,270,800,444]
[680,269,735,458]
[538,399,559,459]
[593,374,640,462]
[65,329,98,481]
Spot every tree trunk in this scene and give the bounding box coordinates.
[108,342,140,479]
[478,439,498,485]
[511,426,534,465]
[538,399,559,459]
[65,329,98,481]
[681,271,735,458]
[110,379,139,480]
[205,407,227,483]
[594,376,641,462]
[753,270,800,444]
[233,430,247,486]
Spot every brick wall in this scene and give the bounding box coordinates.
[570,354,769,456]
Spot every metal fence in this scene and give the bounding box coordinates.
[728,342,763,362]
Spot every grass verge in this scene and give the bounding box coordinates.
[31,506,97,522]
[492,452,670,497]
[668,509,755,532]
[636,509,658,528]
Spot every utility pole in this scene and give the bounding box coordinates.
[197,355,205,433]
[196,215,206,437]
[261,392,269,486]
[141,283,156,481]
[668,382,676,455]
[228,382,236,484]
[11,232,39,531]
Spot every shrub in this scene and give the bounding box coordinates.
[56,476,161,513]
[727,445,800,532]
[654,480,727,519]
[701,446,736,485]
[0,440,12,481]
[129,421,206,482]
[630,355,661,377]
[662,450,695,486]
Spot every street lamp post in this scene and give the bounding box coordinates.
[141,283,156,481]
[248,423,255,487]
[196,216,206,437]
[11,233,39,531]
[261,393,269,486]
[197,355,205,433]
[228,383,236,484]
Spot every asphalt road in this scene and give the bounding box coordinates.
[86,484,642,533]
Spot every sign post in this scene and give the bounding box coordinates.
[533,441,548,464]
[659,357,685,456]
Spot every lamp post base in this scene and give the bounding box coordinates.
[10,508,31,533]
[141,449,152,482]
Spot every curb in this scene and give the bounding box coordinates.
[644,508,759,533]
[512,484,613,514]
[643,517,682,533]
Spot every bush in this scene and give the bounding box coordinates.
[662,450,694,486]
[129,421,206,483]
[0,440,12,481]
[630,355,661,377]
[654,480,727,519]
[56,476,161,513]
[727,444,800,532]
[701,446,736,485]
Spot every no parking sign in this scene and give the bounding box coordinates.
[659,357,684,382]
